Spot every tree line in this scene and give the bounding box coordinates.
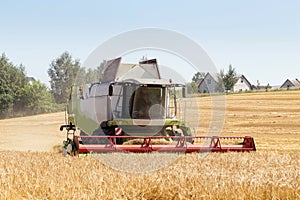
[0,52,102,119]
[0,53,56,118]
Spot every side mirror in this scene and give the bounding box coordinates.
[182,87,186,98]
[109,85,113,96]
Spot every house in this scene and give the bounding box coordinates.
[280,79,300,89]
[198,72,253,93]
[233,75,252,92]
[198,73,222,93]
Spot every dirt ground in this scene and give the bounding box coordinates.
[0,90,299,153]
[0,112,65,152]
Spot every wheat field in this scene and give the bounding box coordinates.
[0,151,299,199]
[0,90,300,199]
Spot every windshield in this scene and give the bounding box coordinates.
[131,86,166,119]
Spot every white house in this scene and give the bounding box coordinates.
[198,73,252,93]
[233,75,252,92]
[280,79,300,89]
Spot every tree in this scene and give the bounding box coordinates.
[48,52,81,104]
[85,68,100,83]
[83,60,106,83]
[189,72,206,93]
[0,53,28,117]
[185,82,197,94]
[0,53,61,118]
[219,65,238,92]
[11,64,31,113]
[192,72,206,83]
[23,80,56,114]
[0,54,13,117]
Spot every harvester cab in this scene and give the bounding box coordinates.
[60,57,256,155]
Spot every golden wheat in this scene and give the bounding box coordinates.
[0,151,299,199]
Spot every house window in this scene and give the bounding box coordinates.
[241,79,244,83]
[207,79,211,84]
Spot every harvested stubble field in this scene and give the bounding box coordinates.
[0,90,300,199]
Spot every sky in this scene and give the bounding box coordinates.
[1,0,300,86]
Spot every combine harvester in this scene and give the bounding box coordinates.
[60,58,256,155]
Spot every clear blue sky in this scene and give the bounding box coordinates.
[1,0,299,86]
